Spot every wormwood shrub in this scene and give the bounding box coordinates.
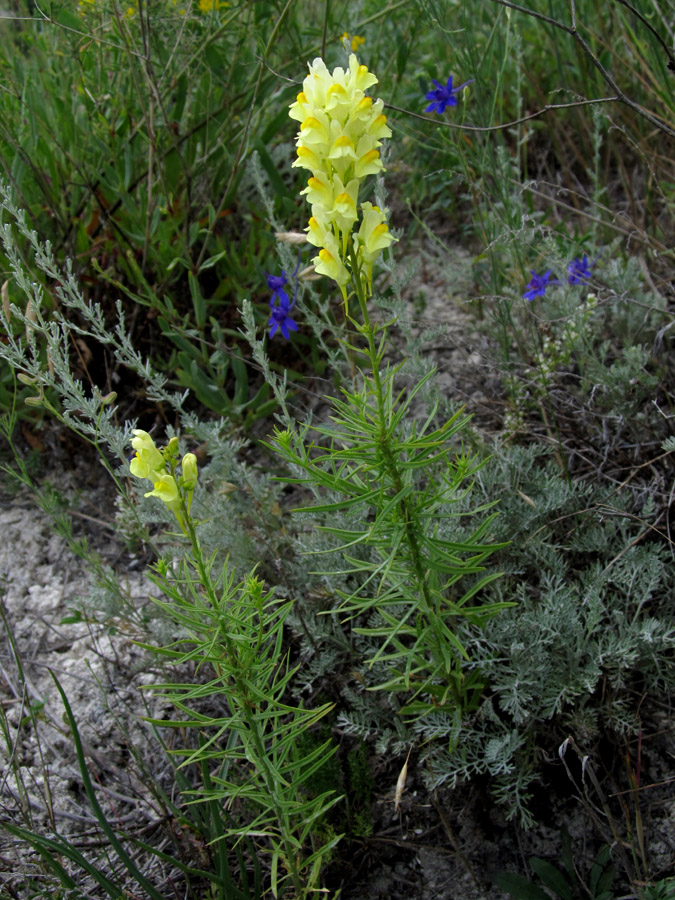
[423,441,674,826]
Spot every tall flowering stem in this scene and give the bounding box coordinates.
[272,56,507,719]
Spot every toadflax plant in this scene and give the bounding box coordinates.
[128,431,342,899]
[267,55,509,722]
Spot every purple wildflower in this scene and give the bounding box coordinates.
[268,292,298,339]
[266,259,301,339]
[266,270,290,302]
[425,75,474,114]
[567,255,594,285]
[523,269,561,302]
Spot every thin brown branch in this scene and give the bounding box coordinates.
[386,96,619,132]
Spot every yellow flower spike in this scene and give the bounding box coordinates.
[290,53,393,293]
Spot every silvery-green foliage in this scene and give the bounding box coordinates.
[419,439,674,825]
[0,181,190,460]
[0,183,298,606]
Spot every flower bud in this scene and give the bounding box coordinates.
[166,436,179,458]
[181,453,198,490]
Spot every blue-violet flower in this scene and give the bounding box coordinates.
[425,75,474,114]
[267,256,302,339]
[523,269,560,302]
[567,255,594,285]
[266,270,290,304]
[269,292,298,339]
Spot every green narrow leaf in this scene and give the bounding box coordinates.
[530,857,572,900]
[55,6,83,31]
[1,823,125,897]
[491,871,552,900]
[231,356,250,407]
[189,271,207,329]
[49,672,168,900]
[270,847,280,898]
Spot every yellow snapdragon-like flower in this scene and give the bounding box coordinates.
[356,202,396,289]
[130,429,165,479]
[290,54,395,296]
[129,431,199,531]
[144,472,182,513]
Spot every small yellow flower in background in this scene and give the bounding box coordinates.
[198,0,228,11]
[341,32,365,52]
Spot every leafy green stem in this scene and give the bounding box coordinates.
[347,252,459,698]
[177,504,305,898]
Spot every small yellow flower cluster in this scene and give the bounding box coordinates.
[130,430,197,530]
[198,0,228,11]
[341,32,365,52]
[289,55,395,295]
